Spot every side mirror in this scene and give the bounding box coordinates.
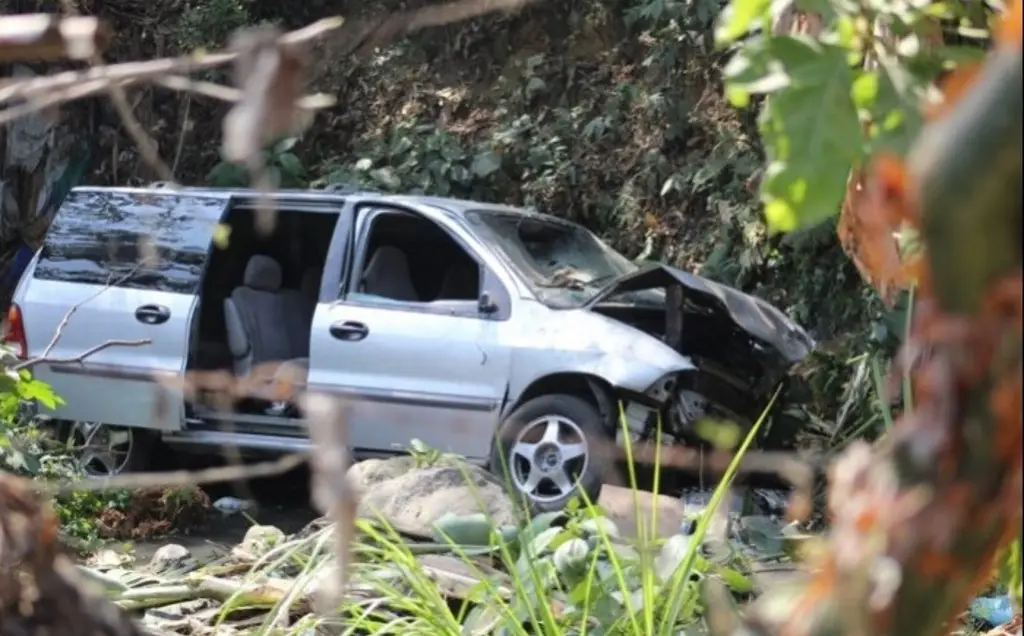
[478,291,499,315]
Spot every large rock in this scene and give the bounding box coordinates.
[597,484,689,539]
[147,543,195,573]
[230,524,286,562]
[347,458,518,536]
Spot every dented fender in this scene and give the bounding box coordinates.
[503,306,696,415]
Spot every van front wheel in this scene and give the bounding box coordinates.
[490,394,610,513]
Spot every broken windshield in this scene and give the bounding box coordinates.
[466,210,652,309]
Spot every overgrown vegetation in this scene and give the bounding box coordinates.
[0,346,207,547]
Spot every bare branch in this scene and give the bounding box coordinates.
[11,338,151,372]
[333,0,543,57]
[0,14,110,62]
[301,393,358,615]
[31,266,141,362]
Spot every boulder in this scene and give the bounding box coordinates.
[346,456,417,492]
[230,524,286,562]
[347,457,519,537]
[597,484,688,540]
[147,543,195,573]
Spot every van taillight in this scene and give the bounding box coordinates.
[3,303,27,359]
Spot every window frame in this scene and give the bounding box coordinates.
[338,203,512,321]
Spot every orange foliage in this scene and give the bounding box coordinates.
[995,0,1022,45]
[837,156,925,308]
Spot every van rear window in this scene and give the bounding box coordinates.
[34,190,226,294]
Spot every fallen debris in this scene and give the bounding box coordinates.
[68,458,800,634]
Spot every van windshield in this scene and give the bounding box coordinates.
[465,210,647,309]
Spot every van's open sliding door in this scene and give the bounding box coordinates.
[22,188,228,431]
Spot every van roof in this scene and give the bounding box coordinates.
[68,186,571,226]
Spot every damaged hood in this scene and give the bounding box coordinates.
[585,264,815,364]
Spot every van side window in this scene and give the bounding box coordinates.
[34,191,224,294]
[353,211,481,303]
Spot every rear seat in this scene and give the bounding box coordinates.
[224,255,311,402]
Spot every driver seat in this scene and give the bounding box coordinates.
[361,246,419,301]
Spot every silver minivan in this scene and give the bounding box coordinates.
[3,186,814,510]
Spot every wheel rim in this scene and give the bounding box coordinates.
[508,415,589,504]
[70,422,134,477]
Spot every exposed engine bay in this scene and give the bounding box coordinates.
[585,266,815,447]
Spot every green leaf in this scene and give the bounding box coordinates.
[369,167,402,190]
[851,71,880,110]
[656,534,697,581]
[274,137,298,154]
[525,510,565,537]
[276,152,303,179]
[726,86,751,108]
[527,526,564,556]
[206,161,248,188]
[410,438,429,453]
[552,538,590,574]
[579,516,619,539]
[757,38,863,232]
[722,40,790,101]
[999,535,1023,614]
[431,512,494,546]
[715,0,771,46]
[470,151,502,178]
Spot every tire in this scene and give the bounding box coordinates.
[55,421,155,477]
[490,394,611,513]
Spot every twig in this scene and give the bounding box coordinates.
[0,14,110,62]
[34,266,140,361]
[154,73,335,110]
[170,93,191,176]
[301,394,358,615]
[0,15,341,117]
[100,72,175,182]
[55,0,177,182]
[11,338,150,371]
[0,0,539,126]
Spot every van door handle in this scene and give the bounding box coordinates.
[329,320,369,342]
[135,304,171,325]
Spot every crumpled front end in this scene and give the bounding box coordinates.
[584,264,816,447]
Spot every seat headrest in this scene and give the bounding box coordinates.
[244,255,282,291]
[364,246,410,279]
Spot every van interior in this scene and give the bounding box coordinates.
[186,204,338,418]
[184,204,483,423]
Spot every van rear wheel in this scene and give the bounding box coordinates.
[56,421,154,477]
[490,394,611,513]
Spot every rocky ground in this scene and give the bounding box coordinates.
[69,456,1017,635]
[77,455,803,634]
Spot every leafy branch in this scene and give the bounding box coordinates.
[718,0,986,234]
[707,1,1023,634]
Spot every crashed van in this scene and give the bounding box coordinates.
[3,186,814,510]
